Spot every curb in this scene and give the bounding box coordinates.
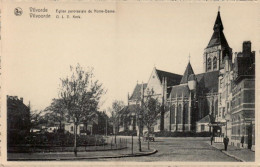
[8,146,128,153]
[207,142,244,162]
[84,146,128,152]
[8,149,158,161]
[221,150,244,162]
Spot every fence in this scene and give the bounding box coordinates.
[8,136,128,153]
[214,136,224,143]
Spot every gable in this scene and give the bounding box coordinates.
[145,68,163,96]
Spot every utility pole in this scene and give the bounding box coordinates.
[106,116,108,136]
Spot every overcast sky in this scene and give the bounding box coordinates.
[3,2,259,114]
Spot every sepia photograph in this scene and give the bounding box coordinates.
[1,1,259,165]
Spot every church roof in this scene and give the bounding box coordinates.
[156,69,182,87]
[119,105,139,116]
[207,11,229,48]
[180,62,195,84]
[170,84,190,98]
[188,74,196,81]
[129,83,147,101]
[196,70,219,94]
[213,11,223,31]
[197,115,214,123]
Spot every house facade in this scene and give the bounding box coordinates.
[231,41,255,150]
[7,95,31,145]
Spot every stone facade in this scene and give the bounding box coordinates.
[119,11,255,152]
[203,11,232,73]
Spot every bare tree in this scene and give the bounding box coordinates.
[142,89,161,150]
[59,64,105,156]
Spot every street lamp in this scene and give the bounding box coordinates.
[138,112,142,152]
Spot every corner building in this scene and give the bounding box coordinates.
[231,41,255,150]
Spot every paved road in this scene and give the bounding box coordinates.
[98,136,238,162]
[8,136,239,161]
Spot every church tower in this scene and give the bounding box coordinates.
[203,10,232,72]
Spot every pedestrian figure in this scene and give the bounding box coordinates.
[223,136,229,151]
[211,135,214,145]
[241,135,244,148]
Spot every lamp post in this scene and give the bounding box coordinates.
[226,120,228,137]
[138,113,142,152]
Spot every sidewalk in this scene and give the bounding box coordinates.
[8,145,157,161]
[206,141,255,162]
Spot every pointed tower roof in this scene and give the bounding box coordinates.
[129,83,147,101]
[213,11,223,31]
[180,62,194,84]
[207,11,229,48]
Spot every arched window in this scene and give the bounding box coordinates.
[215,100,218,116]
[183,103,188,124]
[207,58,212,71]
[213,57,217,70]
[177,104,182,124]
[170,105,175,124]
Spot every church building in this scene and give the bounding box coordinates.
[117,10,255,150]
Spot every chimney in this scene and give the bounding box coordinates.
[243,41,251,53]
[14,96,18,100]
[20,97,23,102]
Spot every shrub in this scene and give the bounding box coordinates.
[12,131,106,147]
[117,130,137,136]
[154,131,211,137]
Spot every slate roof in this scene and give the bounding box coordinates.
[170,84,190,98]
[196,70,219,94]
[213,11,223,31]
[129,83,147,101]
[207,11,229,48]
[180,62,195,84]
[156,69,182,87]
[188,74,196,81]
[197,115,214,123]
[119,105,139,116]
[118,106,129,115]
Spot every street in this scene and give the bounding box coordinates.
[99,136,238,161]
[8,136,248,161]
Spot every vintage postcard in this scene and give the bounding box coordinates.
[0,0,259,166]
